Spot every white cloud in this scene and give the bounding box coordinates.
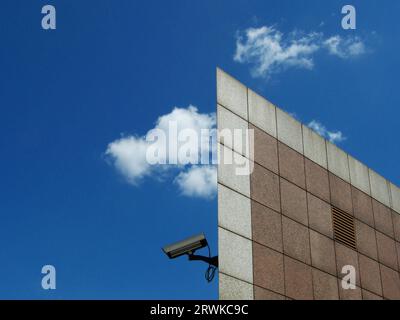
[324,35,366,58]
[105,106,217,199]
[155,106,215,146]
[174,166,217,199]
[308,120,346,144]
[106,136,151,185]
[234,25,367,78]
[234,26,320,78]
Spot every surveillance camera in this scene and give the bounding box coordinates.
[162,233,208,259]
[162,233,218,282]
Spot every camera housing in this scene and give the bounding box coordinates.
[162,233,208,259]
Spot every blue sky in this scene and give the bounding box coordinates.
[0,0,399,299]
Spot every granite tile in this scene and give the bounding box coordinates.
[252,201,283,252]
[282,216,311,264]
[251,163,280,212]
[284,256,313,300]
[281,179,308,226]
[305,159,330,203]
[279,142,305,189]
[253,243,284,295]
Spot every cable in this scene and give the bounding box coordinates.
[205,244,217,283]
[205,265,217,282]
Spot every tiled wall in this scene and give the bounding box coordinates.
[217,68,400,300]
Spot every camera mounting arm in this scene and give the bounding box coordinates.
[187,253,218,268]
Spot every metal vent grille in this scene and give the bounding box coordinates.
[332,206,357,250]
